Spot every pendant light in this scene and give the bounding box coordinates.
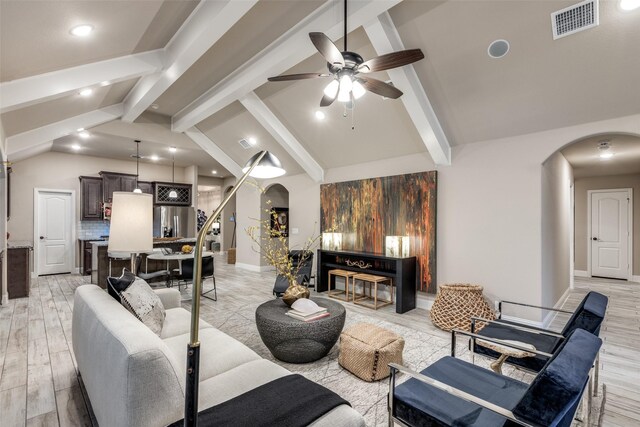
[133,140,143,193]
[169,147,178,198]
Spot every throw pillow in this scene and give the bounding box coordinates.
[120,277,166,336]
[106,268,136,302]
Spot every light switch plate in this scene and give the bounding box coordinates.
[292,228,299,235]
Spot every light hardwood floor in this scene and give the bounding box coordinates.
[0,266,638,426]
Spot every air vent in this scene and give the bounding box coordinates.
[238,138,252,149]
[551,0,599,40]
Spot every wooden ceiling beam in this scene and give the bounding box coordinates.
[172,0,403,132]
[183,128,243,178]
[363,12,451,165]
[240,91,324,182]
[0,51,162,114]
[6,104,123,161]
[121,0,257,123]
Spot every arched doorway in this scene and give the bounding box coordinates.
[260,184,289,268]
[542,132,640,304]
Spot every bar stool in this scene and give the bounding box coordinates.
[108,251,132,276]
[352,273,394,310]
[327,269,358,301]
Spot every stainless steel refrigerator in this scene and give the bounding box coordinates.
[153,206,196,238]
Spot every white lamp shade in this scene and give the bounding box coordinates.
[385,236,410,258]
[108,192,153,253]
[322,232,343,251]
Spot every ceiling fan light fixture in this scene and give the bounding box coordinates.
[323,80,339,98]
[352,80,366,99]
[337,75,353,103]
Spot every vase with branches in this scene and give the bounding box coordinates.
[246,200,321,306]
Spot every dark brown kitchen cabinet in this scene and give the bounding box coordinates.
[80,176,103,220]
[137,181,153,195]
[100,171,137,203]
[7,247,31,299]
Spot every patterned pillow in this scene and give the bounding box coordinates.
[106,268,136,302]
[120,278,166,336]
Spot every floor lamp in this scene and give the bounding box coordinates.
[107,192,153,274]
[185,150,285,426]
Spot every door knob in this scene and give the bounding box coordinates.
[592,237,598,241]
[39,236,45,240]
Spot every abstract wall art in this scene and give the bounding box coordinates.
[320,171,437,293]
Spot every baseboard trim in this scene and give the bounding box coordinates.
[631,275,640,284]
[541,286,572,329]
[574,270,589,278]
[416,293,434,311]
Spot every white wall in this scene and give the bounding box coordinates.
[541,152,574,309]
[574,173,640,275]
[8,151,187,268]
[248,113,640,311]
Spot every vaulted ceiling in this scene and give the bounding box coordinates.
[1,0,639,180]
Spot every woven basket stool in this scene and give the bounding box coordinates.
[429,283,495,332]
[338,323,404,382]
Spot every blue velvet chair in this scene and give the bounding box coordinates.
[462,291,608,373]
[389,329,602,427]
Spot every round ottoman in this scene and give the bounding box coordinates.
[255,298,346,363]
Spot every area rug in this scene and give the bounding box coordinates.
[186,292,549,426]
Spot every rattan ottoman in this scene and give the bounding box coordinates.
[338,322,404,381]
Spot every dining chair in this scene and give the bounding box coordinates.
[177,255,216,301]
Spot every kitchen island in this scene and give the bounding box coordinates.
[90,238,197,288]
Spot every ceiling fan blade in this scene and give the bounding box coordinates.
[267,73,330,82]
[309,32,345,68]
[357,49,425,73]
[358,77,403,99]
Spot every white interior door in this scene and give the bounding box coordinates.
[590,190,630,280]
[37,190,73,275]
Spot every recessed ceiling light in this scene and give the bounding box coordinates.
[248,137,257,146]
[212,170,218,174]
[488,39,510,59]
[150,104,159,110]
[76,127,84,132]
[150,155,159,161]
[620,0,640,11]
[315,110,326,120]
[78,131,90,139]
[70,24,93,37]
[79,88,93,97]
[71,144,81,151]
[169,147,177,153]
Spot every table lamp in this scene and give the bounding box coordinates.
[107,192,153,274]
[185,151,285,426]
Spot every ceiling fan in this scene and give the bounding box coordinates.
[267,0,425,107]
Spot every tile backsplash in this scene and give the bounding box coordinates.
[77,221,110,240]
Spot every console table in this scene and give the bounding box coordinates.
[316,249,416,314]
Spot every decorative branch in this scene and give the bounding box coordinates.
[246,197,321,286]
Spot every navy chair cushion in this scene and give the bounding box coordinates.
[474,321,562,372]
[560,292,608,337]
[393,356,529,426]
[513,329,602,427]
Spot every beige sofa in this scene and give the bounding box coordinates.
[72,285,364,427]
